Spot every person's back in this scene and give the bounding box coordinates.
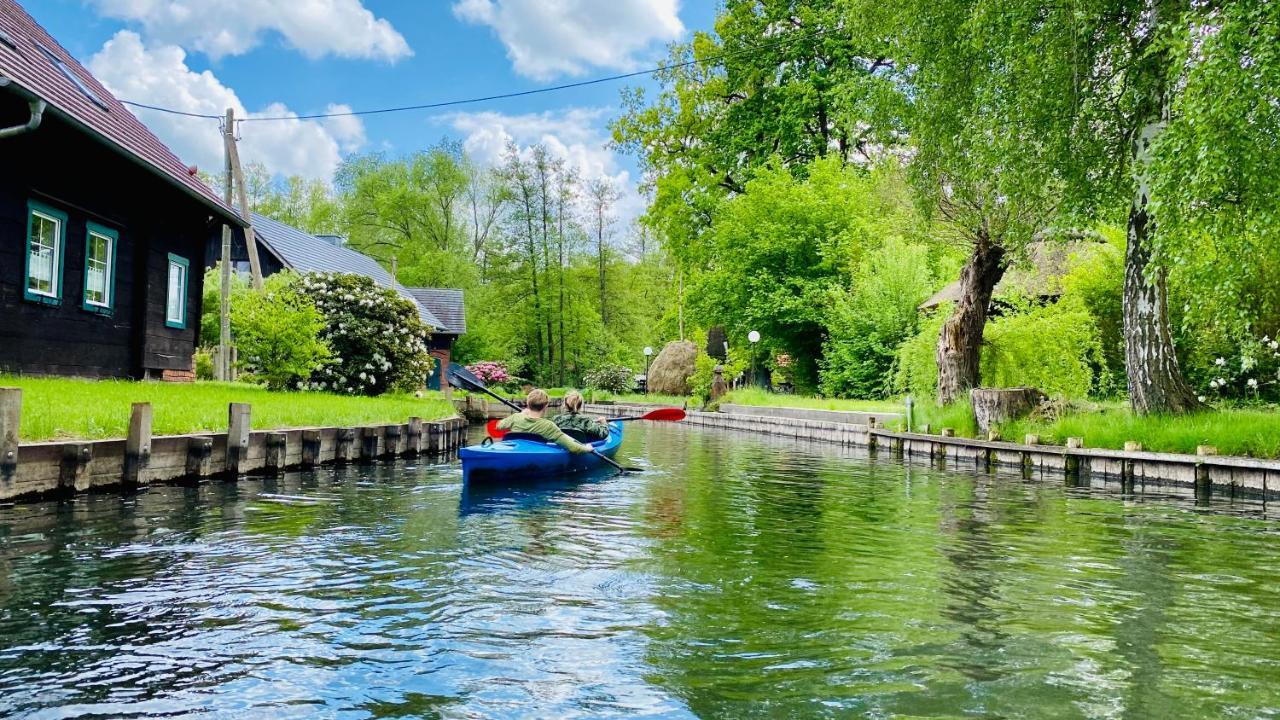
[551,391,610,440]
[497,389,594,454]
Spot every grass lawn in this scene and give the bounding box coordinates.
[912,396,1280,459]
[1003,407,1280,459]
[1,376,456,442]
[718,387,904,413]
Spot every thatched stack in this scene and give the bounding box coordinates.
[647,340,698,395]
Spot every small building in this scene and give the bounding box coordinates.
[918,241,1088,314]
[208,213,466,386]
[0,1,246,380]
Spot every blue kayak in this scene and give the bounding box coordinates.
[460,421,623,483]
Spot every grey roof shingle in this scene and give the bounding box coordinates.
[407,288,465,336]
[0,0,244,226]
[250,213,446,330]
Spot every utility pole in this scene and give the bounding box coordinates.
[224,114,263,290]
[218,108,234,381]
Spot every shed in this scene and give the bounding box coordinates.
[0,0,246,380]
[406,288,466,390]
[918,241,1086,313]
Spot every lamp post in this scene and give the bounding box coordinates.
[643,346,654,395]
[747,331,761,388]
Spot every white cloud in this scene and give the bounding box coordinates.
[452,0,683,80]
[89,0,411,61]
[441,108,646,226]
[89,31,365,181]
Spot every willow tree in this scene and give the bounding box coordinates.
[870,0,1280,414]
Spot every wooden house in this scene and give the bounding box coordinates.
[0,0,246,380]
[208,213,467,386]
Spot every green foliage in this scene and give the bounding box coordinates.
[689,158,922,389]
[583,365,634,394]
[1,375,454,442]
[1003,406,1280,460]
[194,350,215,381]
[909,396,979,437]
[896,298,1103,401]
[230,273,332,391]
[690,350,747,406]
[200,266,248,348]
[893,309,946,398]
[821,236,935,398]
[1059,229,1126,398]
[302,273,433,395]
[979,297,1103,399]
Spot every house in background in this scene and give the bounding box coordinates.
[406,288,465,390]
[208,213,467,386]
[918,242,1091,314]
[0,0,246,380]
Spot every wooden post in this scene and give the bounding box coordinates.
[124,402,152,484]
[427,422,443,454]
[226,403,251,476]
[264,432,287,473]
[406,417,423,455]
[384,425,403,456]
[186,436,214,477]
[941,428,956,438]
[301,430,321,467]
[59,443,92,492]
[1195,445,1217,491]
[1065,437,1083,478]
[0,388,20,483]
[335,428,356,463]
[359,427,379,463]
[218,108,234,381]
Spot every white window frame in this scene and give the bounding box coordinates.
[25,202,66,304]
[165,254,189,329]
[84,228,114,310]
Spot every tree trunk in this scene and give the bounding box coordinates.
[1122,0,1200,416]
[936,230,1005,405]
[971,387,1045,434]
[1124,200,1199,414]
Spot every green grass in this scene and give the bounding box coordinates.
[910,397,980,436]
[1003,406,1280,459]
[590,391,693,406]
[1,376,456,441]
[718,387,903,413]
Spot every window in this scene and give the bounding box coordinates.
[83,223,117,313]
[165,254,189,329]
[24,200,67,305]
[35,42,107,110]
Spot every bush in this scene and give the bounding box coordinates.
[584,365,634,394]
[230,273,332,391]
[301,273,433,395]
[467,361,511,385]
[1200,331,1280,403]
[894,298,1103,401]
[194,349,215,381]
[822,237,935,398]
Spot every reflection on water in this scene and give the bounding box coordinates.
[0,424,1277,718]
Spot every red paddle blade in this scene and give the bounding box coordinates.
[486,419,508,439]
[641,408,686,422]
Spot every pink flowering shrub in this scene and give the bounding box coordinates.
[467,361,511,385]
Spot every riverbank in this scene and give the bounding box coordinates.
[1,376,455,441]
[914,398,1280,460]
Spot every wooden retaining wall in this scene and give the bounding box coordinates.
[585,403,1279,499]
[0,389,467,503]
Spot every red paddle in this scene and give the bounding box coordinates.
[486,408,686,439]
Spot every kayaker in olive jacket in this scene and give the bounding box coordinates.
[497,389,594,454]
[552,391,610,440]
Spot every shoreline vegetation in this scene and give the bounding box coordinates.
[2,376,455,442]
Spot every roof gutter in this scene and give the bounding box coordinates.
[0,75,247,228]
[0,76,46,139]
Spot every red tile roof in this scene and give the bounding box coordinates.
[0,0,245,226]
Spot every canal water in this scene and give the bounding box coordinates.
[0,424,1277,719]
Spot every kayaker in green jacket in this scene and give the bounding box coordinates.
[497,389,594,454]
[552,391,610,440]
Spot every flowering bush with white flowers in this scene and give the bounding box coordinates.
[1201,332,1280,403]
[467,361,511,386]
[299,272,433,396]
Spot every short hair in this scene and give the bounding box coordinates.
[564,390,584,413]
[526,388,550,411]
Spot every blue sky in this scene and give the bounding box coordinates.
[25,0,719,222]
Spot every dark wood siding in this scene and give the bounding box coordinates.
[0,92,216,378]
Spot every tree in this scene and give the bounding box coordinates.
[584,177,620,328]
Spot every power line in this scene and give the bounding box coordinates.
[119,27,831,123]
